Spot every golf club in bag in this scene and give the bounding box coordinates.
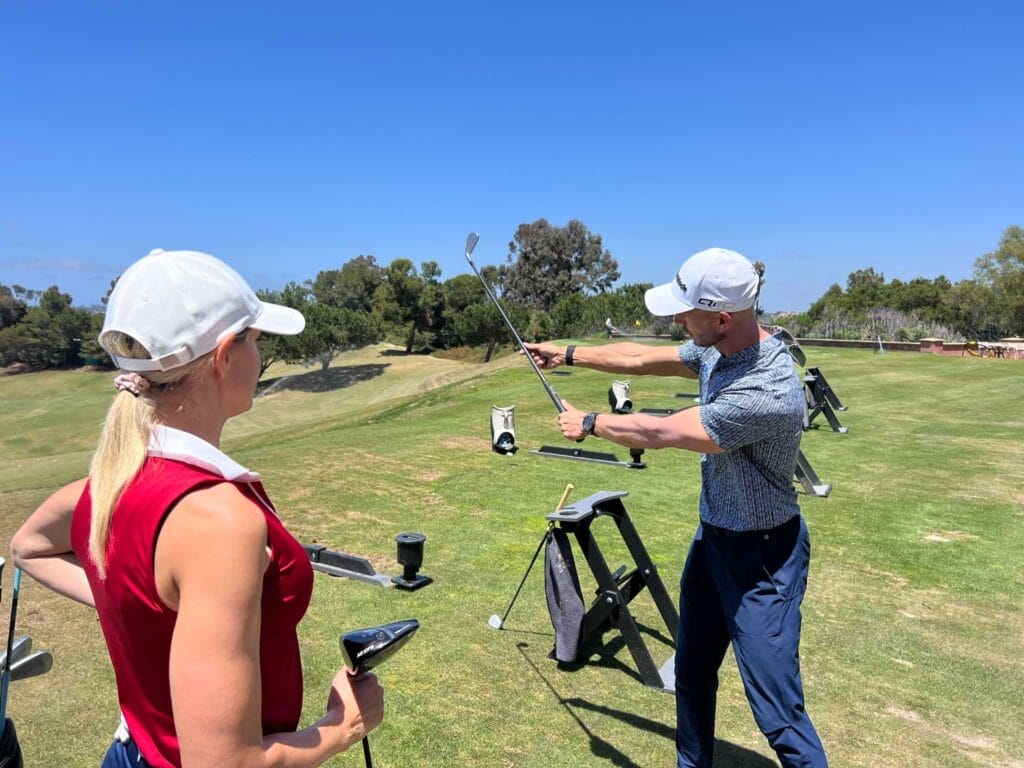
[463,233,580,440]
[488,484,574,630]
[340,619,420,768]
[0,568,23,768]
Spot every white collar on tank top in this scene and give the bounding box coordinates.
[147,425,262,483]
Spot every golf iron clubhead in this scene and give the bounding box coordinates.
[0,637,31,672]
[9,650,52,682]
[340,620,420,674]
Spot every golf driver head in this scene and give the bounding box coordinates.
[465,232,479,258]
[340,619,419,674]
[9,650,52,682]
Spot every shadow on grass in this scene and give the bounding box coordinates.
[516,642,773,767]
[566,699,776,768]
[258,363,388,395]
[557,624,675,687]
[378,348,432,356]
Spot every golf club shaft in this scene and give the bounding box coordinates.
[495,485,572,627]
[0,569,22,728]
[464,253,566,414]
[497,529,549,626]
[362,735,372,768]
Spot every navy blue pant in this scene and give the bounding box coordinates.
[675,516,827,768]
[101,739,150,767]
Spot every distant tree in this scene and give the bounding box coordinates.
[843,268,886,314]
[374,258,436,353]
[256,281,379,374]
[0,284,28,329]
[0,286,93,368]
[807,283,844,322]
[256,283,313,376]
[973,225,1024,336]
[78,313,110,366]
[100,277,119,306]
[302,304,378,371]
[547,293,592,338]
[310,255,383,313]
[505,219,620,311]
[749,262,765,315]
[887,276,952,323]
[943,279,998,339]
[452,303,514,362]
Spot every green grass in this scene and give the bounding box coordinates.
[1,345,1022,767]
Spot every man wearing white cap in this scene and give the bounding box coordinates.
[524,248,828,768]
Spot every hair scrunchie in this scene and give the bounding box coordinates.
[113,373,151,397]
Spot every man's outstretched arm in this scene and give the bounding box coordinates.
[522,341,698,379]
[557,401,721,454]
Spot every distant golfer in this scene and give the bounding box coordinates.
[11,250,383,767]
[524,248,828,768]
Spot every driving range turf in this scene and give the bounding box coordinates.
[1,343,1022,767]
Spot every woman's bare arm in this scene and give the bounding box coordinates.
[157,483,383,768]
[10,478,95,607]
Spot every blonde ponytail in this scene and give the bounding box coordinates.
[88,333,209,578]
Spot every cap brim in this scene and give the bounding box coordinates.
[644,282,695,317]
[251,302,306,336]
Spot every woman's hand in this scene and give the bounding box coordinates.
[323,669,385,751]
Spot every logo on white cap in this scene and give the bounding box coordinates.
[645,248,759,317]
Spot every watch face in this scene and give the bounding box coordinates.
[582,413,596,435]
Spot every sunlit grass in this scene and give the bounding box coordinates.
[1,345,1021,767]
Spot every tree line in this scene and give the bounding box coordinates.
[3,222,1022,371]
[1,219,653,372]
[766,226,1024,342]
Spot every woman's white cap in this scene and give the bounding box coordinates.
[100,249,306,372]
[644,247,759,316]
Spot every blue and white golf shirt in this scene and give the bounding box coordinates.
[679,336,804,531]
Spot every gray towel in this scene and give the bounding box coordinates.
[544,529,585,663]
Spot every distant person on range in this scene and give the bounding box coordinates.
[523,248,828,768]
[11,249,384,768]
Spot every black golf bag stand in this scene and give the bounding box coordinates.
[794,449,831,497]
[803,367,848,433]
[546,491,678,691]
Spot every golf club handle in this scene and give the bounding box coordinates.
[542,379,566,413]
[554,484,574,512]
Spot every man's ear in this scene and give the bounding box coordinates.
[717,311,733,331]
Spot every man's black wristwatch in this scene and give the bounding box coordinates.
[582,412,598,437]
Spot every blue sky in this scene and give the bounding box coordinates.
[2,1,1022,312]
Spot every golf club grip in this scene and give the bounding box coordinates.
[555,484,574,512]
